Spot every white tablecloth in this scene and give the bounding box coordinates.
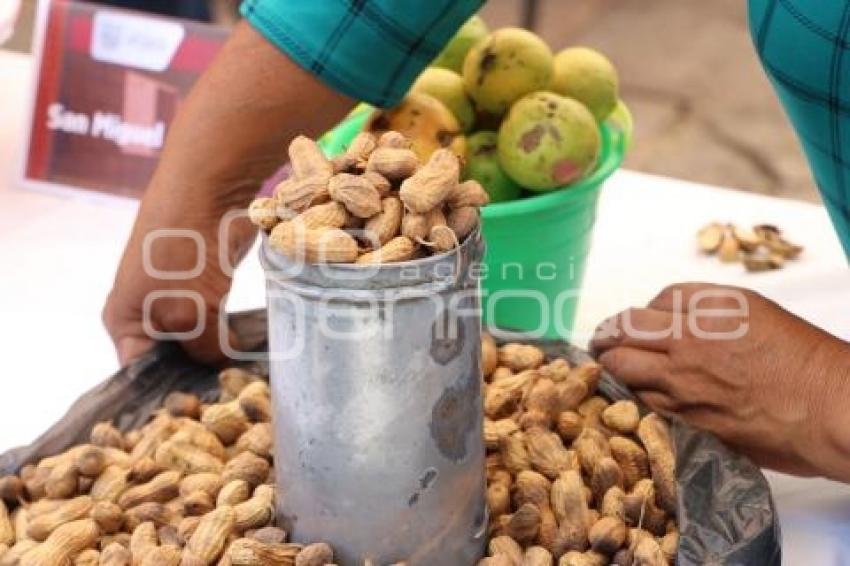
[2,49,850,564]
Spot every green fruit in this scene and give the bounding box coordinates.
[552,47,619,122]
[411,68,475,131]
[464,131,522,203]
[432,15,490,74]
[498,91,601,191]
[463,28,553,116]
[607,98,633,150]
[365,93,466,162]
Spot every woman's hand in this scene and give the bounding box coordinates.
[591,282,850,481]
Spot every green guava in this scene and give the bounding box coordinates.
[463,28,553,116]
[497,91,601,191]
[411,68,475,132]
[552,47,619,122]
[606,98,634,150]
[464,131,522,203]
[431,15,489,74]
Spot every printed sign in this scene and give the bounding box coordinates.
[24,0,227,200]
[91,10,185,72]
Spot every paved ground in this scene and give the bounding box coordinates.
[7,0,820,203]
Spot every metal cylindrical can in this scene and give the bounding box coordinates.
[260,230,487,566]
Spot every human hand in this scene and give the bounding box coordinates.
[103,195,256,366]
[591,282,850,481]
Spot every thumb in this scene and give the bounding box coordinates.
[179,305,243,366]
[116,334,156,367]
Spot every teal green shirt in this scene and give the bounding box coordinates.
[749,0,850,258]
[240,0,482,108]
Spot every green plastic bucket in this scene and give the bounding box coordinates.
[319,105,629,338]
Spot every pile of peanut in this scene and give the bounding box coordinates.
[0,374,336,566]
[249,131,489,264]
[480,334,678,566]
[0,337,679,566]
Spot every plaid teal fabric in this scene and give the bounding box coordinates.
[749,0,850,258]
[240,0,483,108]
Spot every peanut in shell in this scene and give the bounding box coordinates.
[398,148,459,213]
[363,196,403,246]
[446,179,490,208]
[327,173,383,218]
[366,147,418,180]
[637,414,678,515]
[268,222,359,264]
[293,201,350,230]
[356,236,417,264]
[247,198,280,232]
[446,206,480,240]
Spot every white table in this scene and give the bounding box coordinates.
[2,49,850,564]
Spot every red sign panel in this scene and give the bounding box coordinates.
[25,0,227,199]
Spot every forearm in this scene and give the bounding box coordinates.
[809,338,850,483]
[140,20,354,224]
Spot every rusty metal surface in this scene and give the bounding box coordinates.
[261,230,488,565]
